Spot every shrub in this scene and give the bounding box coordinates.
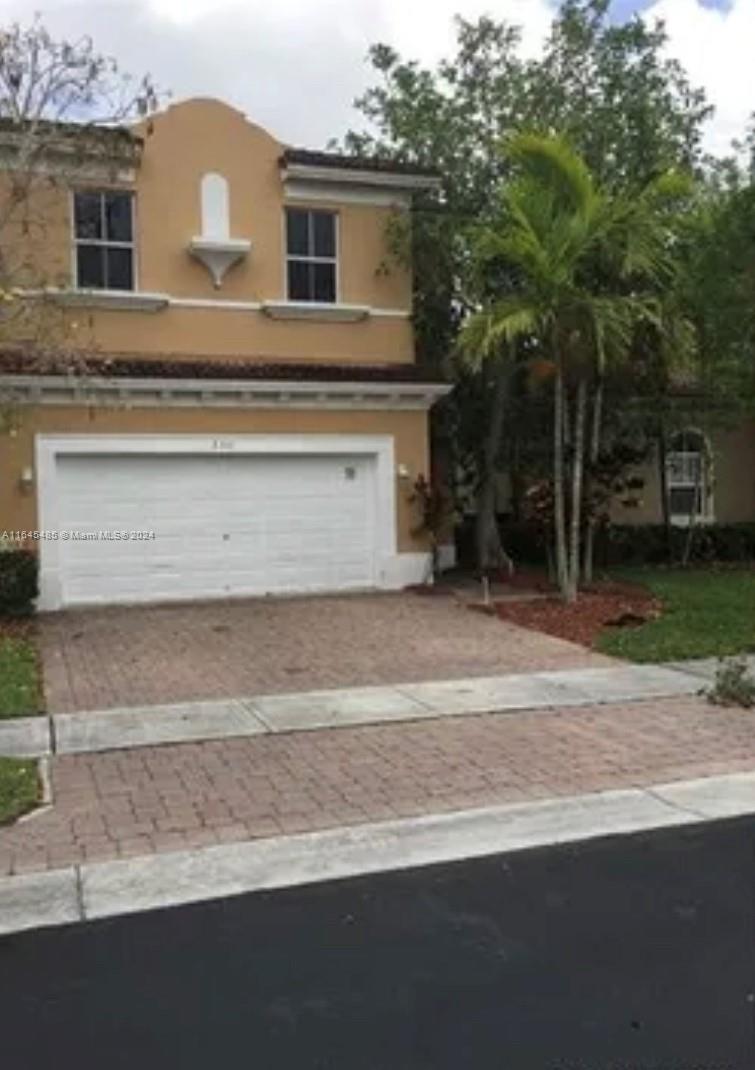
[454,519,755,571]
[0,549,38,615]
[707,657,755,709]
[595,523,755,567]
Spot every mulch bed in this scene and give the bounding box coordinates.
[0,617,38,642]
[494,580,663,649]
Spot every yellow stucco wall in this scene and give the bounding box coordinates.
[83,306,413,363]
[0,405,430,553]
[12,98,415,365]
[612,419,755,525]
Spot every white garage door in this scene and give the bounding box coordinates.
[53,451,377,606]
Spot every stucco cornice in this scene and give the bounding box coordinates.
[0,374,452,412]
[280,162,441,192]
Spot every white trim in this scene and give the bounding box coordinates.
[2,374,451,411]
[284,180,411,209]
[51,288,168,312]
[169,296,263,311]
[383,552,433,588]
[34,289,409,319]
[262,300,369,323]
[171,296,408,318]
[36,433,400,611]
[281,163,441,192]
[188,237,251,289]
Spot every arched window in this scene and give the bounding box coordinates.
[666,429,713,524]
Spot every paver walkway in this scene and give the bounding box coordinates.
[5,694,755,877]
[39,593,616,713]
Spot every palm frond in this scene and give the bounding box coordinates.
[458,297,542,368]
[504,132,597,219]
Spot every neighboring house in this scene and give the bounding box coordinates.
[0,98,451,611]
[467,415,755,547]
[611,421,755,529]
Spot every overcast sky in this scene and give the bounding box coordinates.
[0,0,749,155]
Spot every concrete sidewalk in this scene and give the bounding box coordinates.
[0,659,731,759]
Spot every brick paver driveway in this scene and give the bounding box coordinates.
[3,695,755,876]
[39,592,616,713]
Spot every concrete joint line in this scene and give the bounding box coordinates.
[74,865,86,922]
[48,712,57,755]
[241,700,275,732]
[642,786,708,823]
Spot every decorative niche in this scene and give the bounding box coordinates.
[189,172,251,287]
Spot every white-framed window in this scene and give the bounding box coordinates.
[666,429,713,525]
[285,207,337,302]
[73,190,135,291]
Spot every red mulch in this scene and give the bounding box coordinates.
[0,617,37,642]
[495,581,662,649]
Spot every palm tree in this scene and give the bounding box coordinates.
[459,133,686,602]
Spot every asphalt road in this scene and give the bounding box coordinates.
[1,817,753,1069]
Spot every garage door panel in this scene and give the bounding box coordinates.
[51,449,378,606]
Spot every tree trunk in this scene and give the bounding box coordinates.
[475,354,513,576]
[582,377,604,585]
[657,421,674,562]
[566,377,587,602]
[553,356,569,599]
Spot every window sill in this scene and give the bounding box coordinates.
[52,289,169,313]
[261,300,370,323]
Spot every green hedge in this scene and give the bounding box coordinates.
[595,523,755,566]
[0,550,38,615]
[455,518,755,569]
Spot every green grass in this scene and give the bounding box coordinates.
[0,757,39,824]
[0,637,42,719]
[596,568,755,663]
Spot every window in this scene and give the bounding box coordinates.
[73,191,134,291]
[666,430,712,524]
[285,208,336,302]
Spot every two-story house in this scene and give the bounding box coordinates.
[0,98,451,610]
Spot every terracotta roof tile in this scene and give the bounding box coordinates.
[0,351,445,385]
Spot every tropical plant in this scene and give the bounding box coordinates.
[459,133,689,601]
[341,1,714,578]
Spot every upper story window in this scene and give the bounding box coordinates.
[285,208,337,303]
[73,190,134,291]
[666,429,713,525]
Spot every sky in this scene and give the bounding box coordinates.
[0,0,750,155]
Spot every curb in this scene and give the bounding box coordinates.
[3,769,755,938]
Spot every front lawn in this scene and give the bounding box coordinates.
[596,569,755,663]
[0,757,39,824]
[0,636,42,719]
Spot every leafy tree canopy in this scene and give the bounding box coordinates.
[341,0,714,365]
